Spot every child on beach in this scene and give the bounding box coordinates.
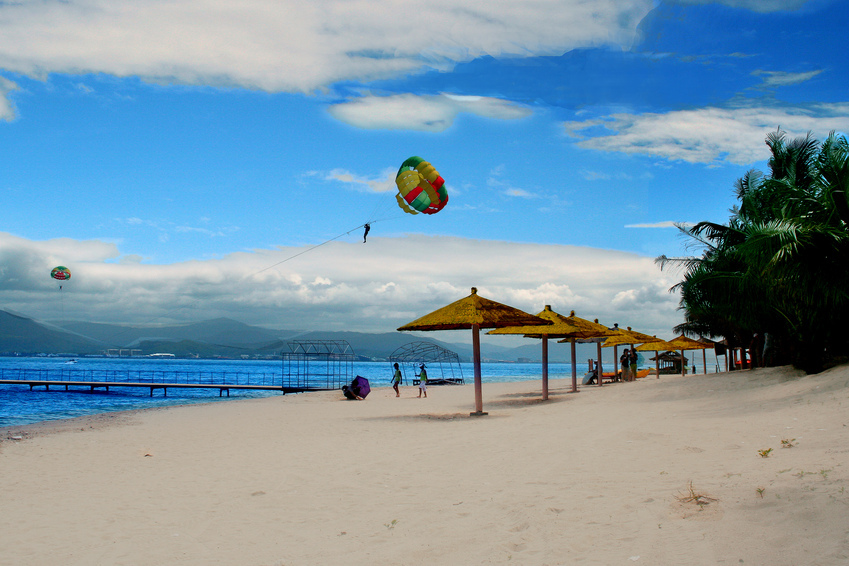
[417,364,427,398]
[391,362,402,397]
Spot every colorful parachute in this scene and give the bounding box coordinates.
[51,266,71,281]
[394,156,448,215]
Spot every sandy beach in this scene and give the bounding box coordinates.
[2,365,848,565]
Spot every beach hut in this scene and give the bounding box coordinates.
[397,287,551,415]
[635,339,684,378]
[651,351,689,374]
[487,305,587,400]
[668,335,714,375]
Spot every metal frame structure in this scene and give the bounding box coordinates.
[282,340,355,390]
[389,341,464,385]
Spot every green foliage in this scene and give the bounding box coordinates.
[659,129,849,374]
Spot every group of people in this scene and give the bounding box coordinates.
[618,348,640,381]
[392,362,428,398]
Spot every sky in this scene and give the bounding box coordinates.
[1,0,847,346]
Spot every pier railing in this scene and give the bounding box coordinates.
[0,368,283,387]
[0,367,344,396]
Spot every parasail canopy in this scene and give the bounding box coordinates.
[394,156,448,215]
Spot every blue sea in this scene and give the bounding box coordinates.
[0,357,587,428]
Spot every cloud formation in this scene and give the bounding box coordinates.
[328,93,532,131]
[0,0,653,93]
[0,231,680,338]
[0,77,17,120]
[564,103,849,165]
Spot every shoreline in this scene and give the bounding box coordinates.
[2,365,848,565]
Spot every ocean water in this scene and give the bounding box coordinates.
[0,357,583,428]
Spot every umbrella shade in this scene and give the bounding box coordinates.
[487,305,582,400]
[552,312,618,391]
[635,339,680,352]
[397,287,553,331]
[602,327,663,348]
[398,287,550,414]
[351,376,370,398]
[552,312,617,341]
[668,335,714,350]
[487,305,583,338]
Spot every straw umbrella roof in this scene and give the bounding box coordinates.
[668,335,714,350]
[553,312,617,342]
[635,339,680,352]
[487,305,581,338]
[398,287,550,415]
[397,287,552,332]
[602,327,663,348]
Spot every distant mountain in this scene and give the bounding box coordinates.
[60,318,290,348]
[0,309,604,363]
[0,310,102,355]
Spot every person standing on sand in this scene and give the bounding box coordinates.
[417,363,428,398]
[391,363,402,397]
[629,349,639,381]
[620,349,631,382]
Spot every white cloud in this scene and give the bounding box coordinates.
[0,0,653,93]
[752,69,823,88]
[326,168,396,193]
[564,103,849,165]
[0,76,18,120]
[328,93,532,132]
[626,221,682,228]
[0,231,680,337]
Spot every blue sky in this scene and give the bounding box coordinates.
[1,0,847,343]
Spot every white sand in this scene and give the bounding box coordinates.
[2,365,848,565]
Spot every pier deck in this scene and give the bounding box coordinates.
[0,368,342,397]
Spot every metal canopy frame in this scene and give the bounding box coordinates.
[282,340,355,390]
[389,341,464,385]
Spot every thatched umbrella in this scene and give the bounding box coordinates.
[397,287,551,415]
[602,327,662,347]
[636,339,683,378]
[555,312,618,391]
[487,305,586,400]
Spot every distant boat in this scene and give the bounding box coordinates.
[64,359,77,364]
[148,353,176,359]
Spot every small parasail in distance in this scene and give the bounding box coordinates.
[51,266,71,281]
[394,156,448,215]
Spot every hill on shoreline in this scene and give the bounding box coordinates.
[0,309,592,362]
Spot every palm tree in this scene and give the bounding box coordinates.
[660,129,849,373]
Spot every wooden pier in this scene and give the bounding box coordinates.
[0,368,342,397]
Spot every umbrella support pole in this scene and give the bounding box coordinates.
[570,339,578,393]
[471,324,486,416]
[541,338,549,401]
[596,342,603,387]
